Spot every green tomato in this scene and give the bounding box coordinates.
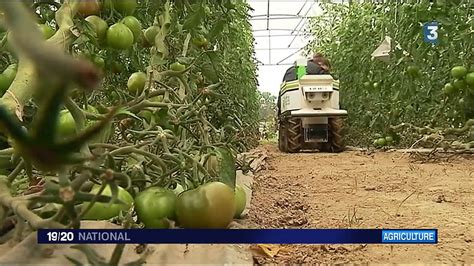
[138,109,153,122]
[407,66,420,77]
[234,185,246,218]
[176,182,236,228]
[376,138,387,147]
[192,35,209,49]
[57,110,76,138]
[92,56,105,69]
[121,16,142,42]
[106,23,134,50]
[385,136,394,145]
[85,15,108,40]
[135,187,177,228]
[170,62,186,72]
[466,72,474,86]
[443,83,456,95]
[453,79,467,90]
[82,185,134,220]
[451,66,468,79]
[86,105,99,114]
[150,95,164,102]
[127,71,147,95]
[373,139,379,147]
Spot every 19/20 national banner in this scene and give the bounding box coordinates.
[38,229,437,244]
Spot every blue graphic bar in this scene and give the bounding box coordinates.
[37,229,437,244]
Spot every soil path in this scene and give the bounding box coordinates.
[249,144,474,264]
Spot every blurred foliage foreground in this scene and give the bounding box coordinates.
[0,0,259,263]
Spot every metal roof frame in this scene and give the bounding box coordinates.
[251,0,314,66]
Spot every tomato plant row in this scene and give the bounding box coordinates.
[307,1,473,148]
[0,0,259,242]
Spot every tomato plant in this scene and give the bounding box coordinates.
[0,1,259,259]
[307,1,473,147]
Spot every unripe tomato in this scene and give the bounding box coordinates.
[78,0,101,17]
[406,65,420,77]
[234,185,246,218]
[443,83,456,95]
[86,105,99,114]
[465,72,474,86]
[170,62,185,72]
[453,79,467,90]
[192,35,209,49]
[92,56,105,69]
[85,15,108,40]
[135,187,177,228]
[106,23,134,50]
[376,137,387,147]
[57,110,76,138]
[82,185,134,220]
[121,16,142,42]
[138,110,153,122]
[127,71,147,94]
[176,182,236,228]
[112,0,137,15]
[451,66,467,79]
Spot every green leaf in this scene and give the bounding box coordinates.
[183,5,205,30]
[117,108,141,120]
[215,147,236,189]
[209,19,226,40]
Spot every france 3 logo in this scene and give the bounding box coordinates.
[423,21,439,45]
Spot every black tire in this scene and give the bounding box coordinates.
[278,121,288,152]
[287,118,303,153]
[319,117,345,153]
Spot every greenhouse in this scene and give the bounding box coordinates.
[0,0,472,264]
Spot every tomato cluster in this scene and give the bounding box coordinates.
[82,182,247,229]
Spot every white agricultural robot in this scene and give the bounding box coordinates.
[277,57,347,153]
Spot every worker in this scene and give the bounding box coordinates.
[281,52,331,82]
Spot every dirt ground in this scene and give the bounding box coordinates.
[249,144,474,264]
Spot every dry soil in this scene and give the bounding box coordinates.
[249,144,474,264]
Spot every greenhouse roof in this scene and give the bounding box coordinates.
[249,0,350,94]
